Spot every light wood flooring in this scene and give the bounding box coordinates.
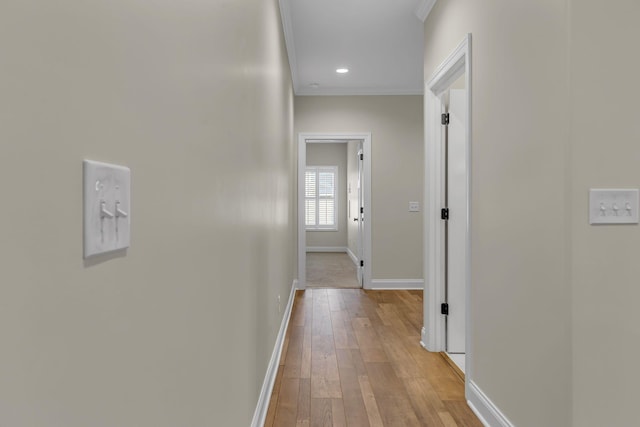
[264,289,482,427]
[306,253,360,289]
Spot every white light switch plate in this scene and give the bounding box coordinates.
[83,160,131,258]
[589,188,638,224]
[409,201,420,212]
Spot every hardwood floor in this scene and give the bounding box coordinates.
[264,289,482,427]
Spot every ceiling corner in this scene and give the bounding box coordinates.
[278,0,300,93]
[415,0,437,22]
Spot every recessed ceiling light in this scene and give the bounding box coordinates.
[336,68,349,74]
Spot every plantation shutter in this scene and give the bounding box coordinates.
[305,166,337,230]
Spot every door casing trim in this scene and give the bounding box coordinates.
[422,34,472,384]
[297,133,372,289]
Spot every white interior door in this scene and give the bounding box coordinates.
[446,89,467,353]
[356,144,364,286]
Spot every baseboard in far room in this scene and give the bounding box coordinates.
[346,247,358,265]
[305,246,348,253]
[467,380,515,427]
[250,279,297,427]
[367,279,424,290]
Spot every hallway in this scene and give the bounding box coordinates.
[265,289,481,426]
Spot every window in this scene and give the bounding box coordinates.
[305,166,338,230]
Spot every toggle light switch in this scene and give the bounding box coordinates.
[589,189,639,225]
[100,201,114,219]
[83,160,131,258]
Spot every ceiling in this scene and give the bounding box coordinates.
[279,0,436,96]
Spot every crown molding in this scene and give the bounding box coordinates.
[278,0,300,91]
[415,0,437,22]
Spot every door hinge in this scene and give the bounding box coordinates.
[360,207,364,214]
[359,153,364,160]
[441,303,449,315]
[441,208,449,220]
[360,260,364,267]
[441,113,450,125]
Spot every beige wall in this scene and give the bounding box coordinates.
[570,1,640,426]
[305,143,348,248]
[295,96,424,280]
[427,0,640,426]
[0,0,294,426]
[425,1,572,426]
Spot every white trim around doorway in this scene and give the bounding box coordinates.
[423,33,473,379]
[297,133,372,289]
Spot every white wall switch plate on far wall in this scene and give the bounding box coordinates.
[83,160,131,258]
[409,201,420,212]
[589,188,639,225]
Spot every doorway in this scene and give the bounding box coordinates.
[423,35,472,379]
[297,133,372,289]
[443,80,467,369]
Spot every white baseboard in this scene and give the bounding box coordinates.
[366,279,424,290]
[467,380,514,427]
[346,247,358,265]
[250,279,297,427]
[306,246,347,252]
[421,328,512,427]
[420,326,429,350]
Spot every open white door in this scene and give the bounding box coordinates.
[446,89,467,354]
[356,144,364,286]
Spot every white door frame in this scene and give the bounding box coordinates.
[422,34,472,374]
[297,133,372,289]
[356,145,364,286]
